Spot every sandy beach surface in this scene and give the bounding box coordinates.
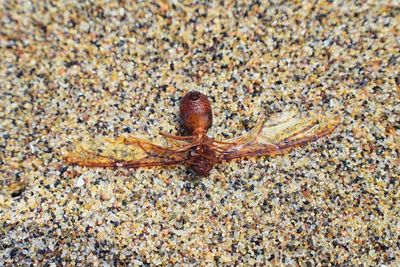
[1,1,399,265]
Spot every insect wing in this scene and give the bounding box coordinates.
[219,110,339,160]
[64,136,185,168]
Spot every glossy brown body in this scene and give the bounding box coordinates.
[179,91,213,134]
[179,91,216,175]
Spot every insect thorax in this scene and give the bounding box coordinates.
[187,145,216,176]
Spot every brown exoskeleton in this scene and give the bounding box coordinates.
[64,91,339,176]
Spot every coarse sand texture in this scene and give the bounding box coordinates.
[1,1,399,265]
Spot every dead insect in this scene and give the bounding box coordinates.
[64,91,339,176]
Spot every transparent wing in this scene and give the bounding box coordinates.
[218,110,340,160]
[64,135,187,168]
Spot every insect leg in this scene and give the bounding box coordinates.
[160,132,194,141]
[212,139,238,145]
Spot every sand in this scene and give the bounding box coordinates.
[0,1,399,265]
